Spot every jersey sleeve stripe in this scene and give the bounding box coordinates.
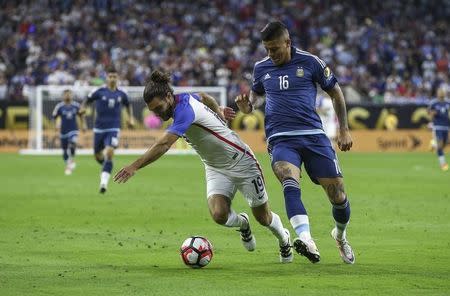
[295,48,326,68]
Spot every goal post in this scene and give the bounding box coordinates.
[21,85,227,155]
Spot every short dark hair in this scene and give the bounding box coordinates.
[260,21,288,41]
[106,65,117,73]
[143,70,174,103]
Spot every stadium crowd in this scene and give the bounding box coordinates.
[0,0,448,104]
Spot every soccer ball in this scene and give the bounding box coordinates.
[180,236,213,268]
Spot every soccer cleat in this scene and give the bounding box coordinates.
[64,166,72,175]
[279,229,293,263]
[238,213,256,251]
[331,228,355,264]
[441,163,449,171]
[293,237,320,263]
[68,161,76,171]
[99,185,107,194]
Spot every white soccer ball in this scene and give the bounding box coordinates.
[180,236,213,268]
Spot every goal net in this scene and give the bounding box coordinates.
[21,85,227,155]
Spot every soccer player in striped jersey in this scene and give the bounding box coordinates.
[235,21,355,264]
[114,70,293,263]
[52,89,85,175]
[80,67,135,193]
[428,85,450,171]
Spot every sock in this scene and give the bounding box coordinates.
[282,178,307,218]
[69,142,76,158]
[282,178,311,240]
[225,210,246,228]
[332,198,351,240]
[63,149,69,163]
[100,171,111,187]
[102,160,113,173]
[438,152,446,166]
[266,212,288,246]
[290,215,311,241]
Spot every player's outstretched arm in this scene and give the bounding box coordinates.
[125,104,135,128]
[326,83,352,151]
[235,91,265,114]
[79,99,90,115]
[114,132,179,183]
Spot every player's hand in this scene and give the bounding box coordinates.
[114,164,138,184]
[235,94,252,114]
[79,108,86,115]
[127,118,135,129]
[337,129,353,152]
[219,106,236,121]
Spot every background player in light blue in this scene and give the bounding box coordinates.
[235,21,355,264]
[52,89,85,175]
[428,85,450,171]
[80,67,135,193]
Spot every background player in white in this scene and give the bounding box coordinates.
[114,70,293,263]
[52,89,85,175]
[428,84,450,171]
[316,92,338,142]
[80,67,135,193]
[235,21,355,264]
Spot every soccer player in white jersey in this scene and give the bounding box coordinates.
[235,21,355,264]
[316,93,338,142]
[114,70,293,263]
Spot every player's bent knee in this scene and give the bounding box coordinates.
[210,211,228,225]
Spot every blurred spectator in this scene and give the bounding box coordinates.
[0,0,448,104]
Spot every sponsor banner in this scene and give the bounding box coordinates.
[0,129,438,153]
[346,103,430,130]
[0,101,29,129]
[236,130,436,153]
[0,130,191,152]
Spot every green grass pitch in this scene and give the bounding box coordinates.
[0,152,449,295]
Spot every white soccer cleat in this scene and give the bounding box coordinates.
[64,167,72,175]
[68,161,76,170]
[238,213,256,252]
[293,237,320,263]
[279,229,293,263]
[331,228,355,264]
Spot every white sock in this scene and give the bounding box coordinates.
[225,210,246,228]
[100,172,110,187]
[290,214,311,241]
[438,155,446,166]
[335,222,347,240]
[266,212,288,245]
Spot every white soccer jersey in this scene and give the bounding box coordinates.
[316,95,337,139]
[167,93,253,170]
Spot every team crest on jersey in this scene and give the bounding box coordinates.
[118,96,122,102]
[296,68,304,77]
[102,96,106,101]
[324,66,332,79]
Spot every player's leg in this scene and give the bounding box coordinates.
[61,137,71,175]
[303,134,354,264]
[93,132,105,164]
[67,133,78,171]
[269,140,319,262]
[205,167,254,251]
[99,131,119,193]
[435,131,448,171]
[99,145,114,193]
